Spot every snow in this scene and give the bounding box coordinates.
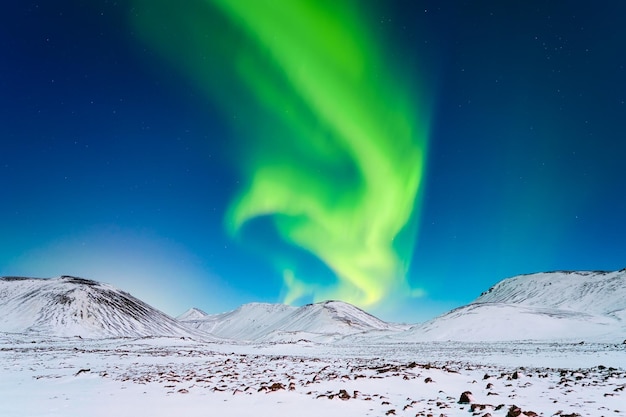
[0,276,211,339]
[181,302,299,340]
[397,269,626,343]
[1,270,625,416]
[181,300,403,342]
[176,307,209,321]
[397,303,622,342]
[475,269,626,315]
[177,269,626,344]
[1,334,624,417]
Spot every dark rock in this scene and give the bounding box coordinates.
[506,405,522,417]
[458,391,474,404]
[269,382,285,391]
[337,389,350,400]
[470,403,492,412]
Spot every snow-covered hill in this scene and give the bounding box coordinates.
[476,269,626,316]
[180,300,402,342]
[0,276,208,339]
[399,269,626,342]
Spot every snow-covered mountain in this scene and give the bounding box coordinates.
[399,269,626,342]
[177,307,209,321]
[4,269,624,343]
[0,276,208,339]
[476,269,626,316]
[180,302,297,341]
[180,300,402,342]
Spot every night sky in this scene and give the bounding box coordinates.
[2,1,625,322]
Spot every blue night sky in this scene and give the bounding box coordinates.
[1,1,625,322]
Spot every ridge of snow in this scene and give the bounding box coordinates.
[0,276,210,339]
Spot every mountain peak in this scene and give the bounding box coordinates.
[58,275,99,285]
[177,307,208,321]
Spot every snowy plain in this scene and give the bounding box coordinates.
[1,334,624,417]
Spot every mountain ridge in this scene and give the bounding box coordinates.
[398,269,626,342]
[179,299,403,342]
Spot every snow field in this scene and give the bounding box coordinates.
[1,335,624,417]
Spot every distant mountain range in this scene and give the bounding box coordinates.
[1,269,624,342]
[177,300,406,343]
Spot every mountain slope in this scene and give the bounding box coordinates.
[0,276,208,339]
[400,269,626,342]
[180,300,402,342]
[475,269,626,317]
[181,302,298,341]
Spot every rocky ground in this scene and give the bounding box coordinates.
[1,334,624,417]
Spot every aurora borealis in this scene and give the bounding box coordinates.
[1,1,625,321]
[132,0,428,308]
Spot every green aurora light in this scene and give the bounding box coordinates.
[132,0,430,308]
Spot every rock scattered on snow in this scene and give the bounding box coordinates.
[458,390,474,403]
